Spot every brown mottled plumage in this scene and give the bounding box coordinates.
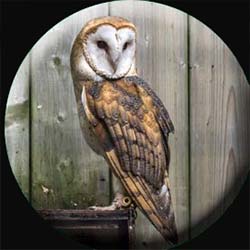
[71,16,178,245]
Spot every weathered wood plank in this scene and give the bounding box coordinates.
[189,16,250,238]
[30,4,110,209]
[109,1,189,247]
[5,54,30,200]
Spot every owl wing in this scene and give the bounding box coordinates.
[83,76,178,244]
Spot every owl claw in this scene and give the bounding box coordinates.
[88,204,117,211]
[88,205,97,210]
[87,193,133,211]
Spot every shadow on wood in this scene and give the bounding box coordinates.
[38,208,136,249]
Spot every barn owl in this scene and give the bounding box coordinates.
[70,16,178,244]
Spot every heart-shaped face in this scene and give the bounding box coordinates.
[71,16,137,82]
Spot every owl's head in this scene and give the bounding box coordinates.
[71,16,137,81]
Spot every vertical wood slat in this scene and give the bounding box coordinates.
[5,55,30,200]
[109,1,189,248]
[30,4,110,209]
[189,16,250,238]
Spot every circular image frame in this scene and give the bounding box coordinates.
[4,1,250,249]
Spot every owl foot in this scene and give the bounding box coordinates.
[88,204,116,211]
[88,193,132,211]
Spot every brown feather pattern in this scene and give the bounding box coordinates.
[82,76,177,244]
[85,77,170,188]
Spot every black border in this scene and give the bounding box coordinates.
[1,0,249,249]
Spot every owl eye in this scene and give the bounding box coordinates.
[97,40,108,50]
[123,41,131,51]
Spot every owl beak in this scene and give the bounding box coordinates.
[109,50,121,73]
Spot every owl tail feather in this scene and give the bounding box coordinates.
[105,150,178,245]
[152,183,178,245]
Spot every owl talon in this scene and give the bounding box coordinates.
[88,204,117,211]
[88,206,97,210]
[87,193,133,211]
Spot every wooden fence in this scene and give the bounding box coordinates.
[5,1,250,249]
